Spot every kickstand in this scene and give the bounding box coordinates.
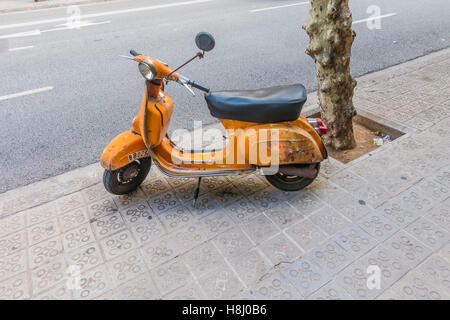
[192,177,202,209]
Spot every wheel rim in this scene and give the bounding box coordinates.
[276,172,307,183]
[117,161,141,184]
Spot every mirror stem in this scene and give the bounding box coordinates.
[166,52,204,80]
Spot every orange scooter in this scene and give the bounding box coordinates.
[100,32,328,204]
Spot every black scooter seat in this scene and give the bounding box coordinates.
[204,84,307,123]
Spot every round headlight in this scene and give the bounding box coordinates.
[138,61,156,81]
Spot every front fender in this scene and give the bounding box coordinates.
[100,131,149,171]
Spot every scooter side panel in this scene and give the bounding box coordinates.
[137,91,174,147]
[100,130,149,171]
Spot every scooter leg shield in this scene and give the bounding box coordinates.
[100,130,149,171]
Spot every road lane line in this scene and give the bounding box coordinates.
[0,0,214,31]
[8,45,34,51]
[0,86,54,102]
[353,13,397,25]
[249,1,309,13]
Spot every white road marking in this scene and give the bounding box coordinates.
[0,20,111,39]
[8,45,34,51]
[0,0,214,31]
[0,86,54,102]
[353,13,397,25]
[249,1,309,13]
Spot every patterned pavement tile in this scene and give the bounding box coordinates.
[336,244,410,299]
[158,205,195,232]
[247,187,285,211]
[281,256,331,298]
[55,193,86,214]
[426,198,450,230]
[65,242,104,273]
[417,254,450,293]
[259,233,303,265]
[91,211,125,240]
[31,256,67,295]
[108,249,147,286]
[28,235,64,269]
[61,223,95,252]
[309,240,354,276]
[0,249,27,282]
[23,202,57,227]
[227,248,272,287]
[120,202,154,227]
[390,271,447,300]
[199,211,234,239]
[140,234,179,269]
[210,184,244,207]
[81,183,110,204]
[183,242,225,279]
[379,198,422,228]
[0,212,26,238]
[241,214,279,245]
[307,280,353,300]
[264,202,304,230]
[74,265,114,300]
[383,230,433,269]
[114,188,149,210]
[0,228,27,259]
[87,198,119,220]
[309,207,351,236]
[150,258,193,296]
[172,180,198,203]
[34,281,73,300]
[141,177,171,198]
[112,272,160,300]
[247,272,303,300]
[0,272,30,300]
[198,264,244,300]
[225,198,260,224]
[212,227,254,258]
[326,190,373,223]
[330,170,367,194]
[27,217,60,246]
[405,217,449,251]
[164,281,206,300]
[58,207,90,233]
[100,229,137,261]
[199,176,232,195]
[287,190,324,216]
[129,216,165,246]
[187,194,222,219]
[147,190,183,215]
[415,178,450,203]
[358,214,399,242]
[285,218,327,252]
[231,174,269,196]
[331,225,378,258]
[433,164,450,188]
[172,223,208,254]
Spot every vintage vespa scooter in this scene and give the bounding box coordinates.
[100,32,328,204]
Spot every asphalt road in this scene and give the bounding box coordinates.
[0,0,449,193]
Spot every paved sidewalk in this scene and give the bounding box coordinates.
[0,48,449,300]
[0,0,115,13]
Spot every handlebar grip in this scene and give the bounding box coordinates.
[188,81,210,93]
[130,49,140,57]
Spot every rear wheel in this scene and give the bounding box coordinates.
[265,163,320,191]
[103,158,152,195]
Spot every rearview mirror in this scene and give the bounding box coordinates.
[195,32,215,52]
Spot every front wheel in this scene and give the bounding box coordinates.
[265,163,320,192]
[103,158,152,195]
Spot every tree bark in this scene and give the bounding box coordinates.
[303,0,357,150]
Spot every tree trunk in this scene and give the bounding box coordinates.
[303,0,357,150]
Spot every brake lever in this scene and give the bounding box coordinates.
[182,81,196,96]
[119,55,135,60]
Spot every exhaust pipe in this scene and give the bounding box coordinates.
[278,164,318,179]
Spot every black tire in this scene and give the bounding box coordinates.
[265,163,320,192]
[103,158,152,195]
